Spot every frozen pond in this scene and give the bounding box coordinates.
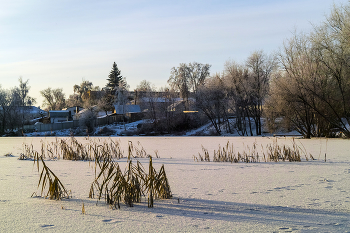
[2,136,347,161]
[1,136,350,232]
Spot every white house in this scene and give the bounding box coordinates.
[24,106,47,117]
[62,106,84,120]
[74,105,112,119]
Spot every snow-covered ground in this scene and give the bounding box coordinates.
[1,137,350,232]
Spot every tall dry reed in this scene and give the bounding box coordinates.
[194,138,314,163]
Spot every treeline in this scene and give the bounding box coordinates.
[158,54,276,136]
[266,3,350,138]
[0,62,127,135]
[165,3,350,138]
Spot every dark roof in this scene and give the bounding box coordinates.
[49,111,70,118]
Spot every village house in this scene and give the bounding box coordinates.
[49,111,70,123]
[0,106,47,119]
[62,106,84,120]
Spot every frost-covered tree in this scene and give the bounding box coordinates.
[196,74,227,135]
[66,94,81,108]
[78,108,97,134]
[16,77,36,107]
[168,62,211,108]
[72,80,101,107]
[245,51,277,135]
[0,83,33,133]
[40,87,66,110]
[0,86,11,134]
[266,2,350,138]
[73,80,93,100]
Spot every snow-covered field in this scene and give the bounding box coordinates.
[1,136,350,232]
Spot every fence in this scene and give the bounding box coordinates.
[23,113,142,133]
[23,120,79,132]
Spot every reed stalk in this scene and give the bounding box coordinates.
[22,136,171,207]
[33,152,69,200]
[194,139,313,163]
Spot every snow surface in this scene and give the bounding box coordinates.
[1,137,350,232]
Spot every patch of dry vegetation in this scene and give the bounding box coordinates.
[20,137,155,161]
[194,138,315,163]
[32,152,70,200]
[89,156,171,208]
[21,137,171,208]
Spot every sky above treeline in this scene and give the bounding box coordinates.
[0,0,348,107]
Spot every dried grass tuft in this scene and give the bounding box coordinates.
[89,156,172,208]
[22,136,170,208]
[194,138,314,163]
[33,153,70,200]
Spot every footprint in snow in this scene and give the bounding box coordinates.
[102,219,113,222]
[41,224,55,228]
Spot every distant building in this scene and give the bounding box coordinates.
[114,104,141,114]
[167,98,196,112]
[74,105,112,119]
[49,111,70,123]
[62,106,84,120]
[24,106,47,117]
[0,106,47,120]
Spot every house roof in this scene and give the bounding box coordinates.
[63,106,84,111]
[139,97,182,103]
[76,105,99,115]
[49,111,70,118]
[0,106,46,114]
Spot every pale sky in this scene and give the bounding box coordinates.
[0,0,347,107]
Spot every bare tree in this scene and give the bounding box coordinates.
[196,74,227,135]
[135,80,157,124]
[17,77,36,107]
[224,61,254,136]
[10,78,36,130]
[168,62,211,109]
[187,62,211,94]
[267,2,350,138]
[73,80,102,108]
[0,86,11,134]
[66,94,82,108]
[97,92,112,116]
[0,86,25,134]
[309,3,350,136]
[40,87,66,110]
[246,51,277,135]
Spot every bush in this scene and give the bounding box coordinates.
[138,112,207,135]
[95,126,116,136]
[78,109,97,134]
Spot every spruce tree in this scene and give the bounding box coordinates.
[106,62,124,94]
